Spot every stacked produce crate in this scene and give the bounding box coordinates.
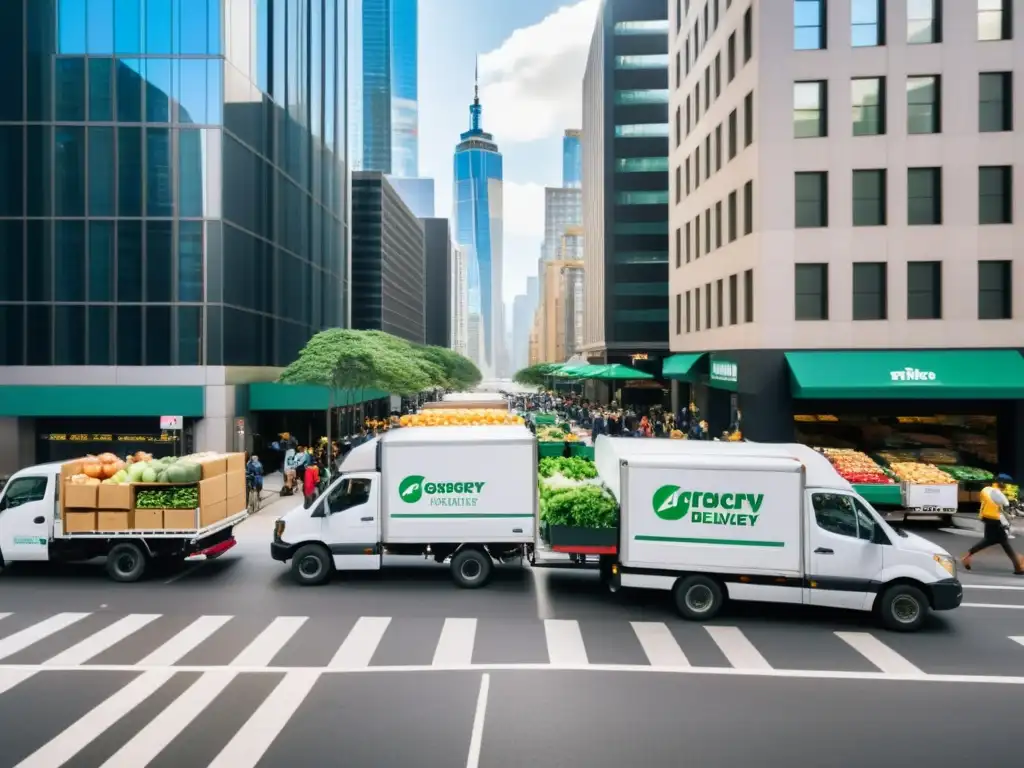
[399,409,525,427]
[537,456,618,548]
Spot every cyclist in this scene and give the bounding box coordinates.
[246,453,264,509]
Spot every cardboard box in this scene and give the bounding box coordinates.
[197,457,227,479]
[225,452,245,474]
[164,508,198,529]
[200,499,227,527]
[63,483,98,509]
[98,510,132,531]
[225,471,245,500]
[64,511,97,532]
[98,483,132,510]
[133,508,163,529]
[226,492,245,516]
[199,474,227,505]
[61,459,85,480]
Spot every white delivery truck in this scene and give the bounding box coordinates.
[593,438,961,631]
[271,426,536,586]
[0,462,247,582]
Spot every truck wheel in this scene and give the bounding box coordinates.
[451,548,493,589]
[291,544,333,586]
[878,584,929,632]
[673,575,724,621]
[106,543,148,583]
[598,555,615,584]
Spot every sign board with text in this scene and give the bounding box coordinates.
[160,416,183,430]
[709,358,739,391]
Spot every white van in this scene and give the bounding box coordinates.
[595,438,962,631]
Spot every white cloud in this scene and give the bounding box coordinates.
[478,0,600,144]
[502,181,545,240]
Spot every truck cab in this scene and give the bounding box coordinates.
[0,462,61,564]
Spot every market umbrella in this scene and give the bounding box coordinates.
[586,363,654,381]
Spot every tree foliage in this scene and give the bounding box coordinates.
[417,345,483,389]
[513,364,551,387]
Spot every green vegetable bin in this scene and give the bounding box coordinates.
[543,525,618,549]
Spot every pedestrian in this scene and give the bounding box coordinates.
[962,474,1024,574]
[303,459,321,509]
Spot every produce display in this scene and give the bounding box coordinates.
[136,486,200,509]
[887,462,957,485]
[537,425,577,443]
[399,409,524,427]
[539,456,597,480]
[538,456,617,529]
[1006,484,1019,502]
[819,448,893,485]
[939,465,994,483]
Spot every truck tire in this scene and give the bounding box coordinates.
[673,575,724,621]
[451,548,493,589]
[877,583,929,632]
[106,542,148,583]
[291,544,333,586]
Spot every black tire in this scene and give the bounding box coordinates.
[106,542,148,583]
[450,548,493,589]
[673,575,725,621]
[598,555,615,584]
[877,584,929,632]
[291,544,333,586]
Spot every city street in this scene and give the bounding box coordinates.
[1,495,1024,765]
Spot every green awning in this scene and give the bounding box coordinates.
[662,353,705,380]
[786,350,1024,399]
[249,383,389,411]
[0,386,205,417]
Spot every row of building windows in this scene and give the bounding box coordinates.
[794,166,1013,228]
[795,0,1011,50]
[793,72,1014,139]
[792,260,1013,322]
[674,92,752,200]
[675,0,749,83]
[674,268,754,335]
[674,180,753,267]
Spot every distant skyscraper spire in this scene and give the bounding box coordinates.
[470,55,482,132]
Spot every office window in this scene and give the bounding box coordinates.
[695,288,701,330]
[716,279,724,326]
[743,181,753,234]
[714,53,721,98]
[675,226,682,267]
[794,81,827,138]
[715,124,722,170]
[695,147,701,188]
[695,216,701,258]
[853,169,887,226]
[705,283,712,329]
[704,68,711,110]
[852,78,885,135]
[675,165,682,204]
[715,201,723,247]
[713,0,720,30]
[676,0,682,32]
[686,95,692,134]
[978,260,1012,319]
[908,167,942,225]
[853,262,888,320]
[979,72,1013,132]
[728,190,738,241]
[675,51,681,89]
[907,76,940,134]
[978,0,1012,41]
[795,0,827,50]
[704,136,711,178]
[686,291,692,332]
[743,7,753,62]
[728,109,738,158]
[743,269,754,322]
[676,293,683,334]
[908,0,941,43]
[743,92,753,146]
[695,83,701,121]
[686,161,691,194]
[729,274,738,324]
[795,172,828,228]
[979,165,1012,224]
[727,33,736,81]
[852,0,885,46]
[795,264,829,320]
[675,106,681,146]
[907,261,942,319]
[685,39,691,76]
[705,207,712,252]
[685,221,692,262]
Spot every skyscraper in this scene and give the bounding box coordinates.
[542,187,582,262]
[453,66,503,376]
[563,129,582,188]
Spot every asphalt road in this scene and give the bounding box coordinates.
[2,500,1024,766]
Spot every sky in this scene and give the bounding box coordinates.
[417,0,599,306]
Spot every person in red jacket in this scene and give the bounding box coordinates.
[303,462,320,508]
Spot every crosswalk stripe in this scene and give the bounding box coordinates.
[206,670,321,768]
[98,670,238,768]
[0,669,36,696]
[230,616,308,667]
[704,626,772,670]
[544,619,588,665]
[136,615,233,667]
[0,613,10,622]
[328,617,391,669]
[631,622,690,667]
[0,613,91,662]
[835,632,924,675]
[45,614,161,666]
[432,618,477,666]
[13,670,175,768]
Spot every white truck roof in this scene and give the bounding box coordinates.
[383,425,533,446]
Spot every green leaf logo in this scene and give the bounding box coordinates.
[652,485,690,521]
[398,475,425,503]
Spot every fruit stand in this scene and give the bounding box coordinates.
[815,448,902,506]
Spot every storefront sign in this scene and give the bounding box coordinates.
[160,416,183,430]
[890,368,937,382]
[711,361,738,384]
[41,433,179,443]
[631,353,649,362]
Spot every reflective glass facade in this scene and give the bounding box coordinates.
[0,0,349,368]
[562,129,582,188]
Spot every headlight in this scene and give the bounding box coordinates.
[934,553,956,577]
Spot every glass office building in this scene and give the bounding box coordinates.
[562,129,582,188]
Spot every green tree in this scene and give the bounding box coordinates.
[513,364,551,387]
[416,345,483,390]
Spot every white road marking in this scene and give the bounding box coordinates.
[530,564,555,619]
[0,613,91,662]
[328,616,391,669]
[0,613,10,621]
[543,619,589,665]
[44,614,161,666]
[230,616,308,667]
[835,632,924,676]
[465,673,490,768]
[98,670,238,768]
[1008,636,1024,650]
[135,615,233,666]
[631,622,690,667]
[13,670,174,768]
[704,626,772,670]
[433,618,477,666]
[0,668,36,696]
[962,584,1024,591]
[961,603,1024,610]
[206,670,321,768]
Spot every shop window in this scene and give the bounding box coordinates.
[795,0,827,50]
[907,261,942,319]
[795,263,829,321]
[978,260,1012,320]
[979,72,1012,132]
[728,110,737,159]
[743,181,753,234]
[851,0,885,47]
[908,0,941,43]
[729,274,738,325]
[743,268,754,322]
[978,0,1012,41]
[716,279,724,327]
[794,81,827,138]
[795,172,828,228]
[907,167,941,225]
[979,165,1012,224]
[852,77,886,136]
[907,75,940,134]
[853,262,887,320]
[744,92,754,147]
[852,169,886,226]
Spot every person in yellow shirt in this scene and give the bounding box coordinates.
[962,474,1023,574]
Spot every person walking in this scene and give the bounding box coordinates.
[962,474,1024,574]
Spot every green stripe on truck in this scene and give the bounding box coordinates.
[634,535,786,547]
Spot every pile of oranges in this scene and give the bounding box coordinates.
[399,409,526,427]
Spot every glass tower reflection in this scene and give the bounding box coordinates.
[0,0,350,369]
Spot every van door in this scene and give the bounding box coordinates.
[0,473,54,562]
[806,491,886,610]
[319,472,382,571]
